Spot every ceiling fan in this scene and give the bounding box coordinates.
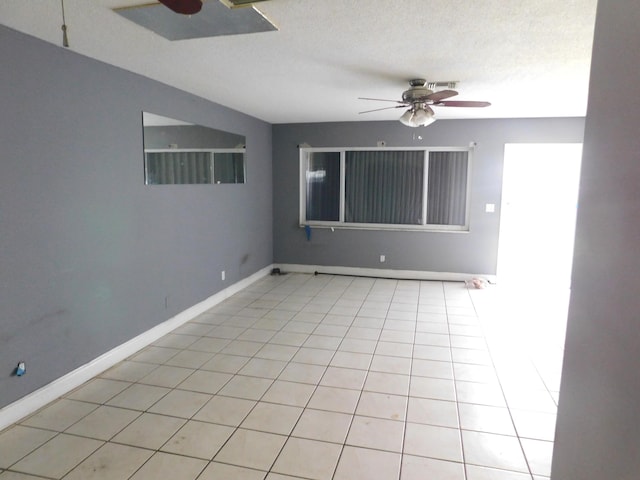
[359,79,491,127]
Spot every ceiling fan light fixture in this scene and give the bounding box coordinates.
[417,111,436,127]
[420,115,436,127]
[412,107,430,125]
[399,109,415,127]
[399,105,435,128]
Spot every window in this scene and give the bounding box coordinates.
[300,147,471,231]
[305,151,341,221]
[145,149,245,185]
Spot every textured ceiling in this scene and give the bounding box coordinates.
[0,0,597,124]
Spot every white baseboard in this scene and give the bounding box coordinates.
[0,265,273,432]
[275,263,495,283]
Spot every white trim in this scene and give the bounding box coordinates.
[300,146,471,152]
[421,149,428,226]
[339,151,346,223]
[299,150,307,226]
[298,223,469,233]
[144,148,246,153]
[0,265,273,432]
[463,148,474,228]
[275,263,495,283]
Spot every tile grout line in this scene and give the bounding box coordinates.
[445,281,472,480]
[320,275,381,480]
[216,272,327,478]
[258,273,357,478]
[398,279,421,480]
[466,286,536,480]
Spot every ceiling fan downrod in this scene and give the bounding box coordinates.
[60,0,69,47]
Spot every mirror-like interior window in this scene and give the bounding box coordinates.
[145,151,212,184]
[214,152,245,184]
[142,112,246,185]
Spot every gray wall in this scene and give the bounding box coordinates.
[0,26,272,409]
[273,118,585,275]
[552,2,640,479]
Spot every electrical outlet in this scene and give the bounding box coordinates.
[221,270,226,281]
[379,254,386,263]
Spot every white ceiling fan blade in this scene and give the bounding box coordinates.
[358,97,406,104]
[434,100,491,107]
[359,105,408,114]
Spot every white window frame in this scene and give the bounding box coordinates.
[299,146,473,232]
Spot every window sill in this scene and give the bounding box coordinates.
[300,223,469,233]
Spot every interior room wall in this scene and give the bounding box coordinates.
[552,2,640,479]
[0,25,272,409]
[272,118,585,276]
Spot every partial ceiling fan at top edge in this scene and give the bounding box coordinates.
[158,0,202,15]
[156,0,272,15]
[220,0,272,8]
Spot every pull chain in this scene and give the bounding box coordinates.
[61,0,69,47]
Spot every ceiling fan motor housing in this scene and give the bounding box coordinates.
[402,78,434,104]
[402,87,433,104]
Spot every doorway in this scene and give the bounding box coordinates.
[497,143,582,289]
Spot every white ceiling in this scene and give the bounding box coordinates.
[0,0,597,124]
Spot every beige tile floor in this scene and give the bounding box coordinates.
[0,273,568,479]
